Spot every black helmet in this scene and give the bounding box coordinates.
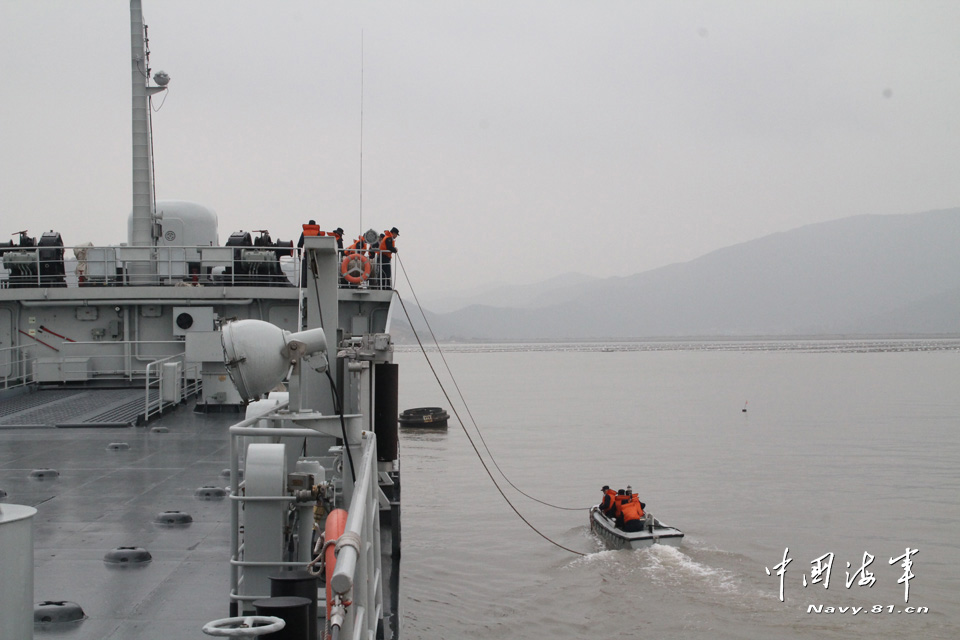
[391,227,399,236]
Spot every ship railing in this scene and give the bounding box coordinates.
[330,431,384,640]
[54,339,189,380]
[0,244,299,288]
[309,247,398,291]
[0,339,204,393]
[0,344,35,390]
[143,354,200,421]
[0,243,403,289]
[226,415,384,638]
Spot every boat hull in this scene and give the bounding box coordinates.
[589,507,684,550]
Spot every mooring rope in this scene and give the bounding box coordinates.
[396,256,590,510]
[395,256,587,557]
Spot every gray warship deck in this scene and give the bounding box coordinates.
[0,395,397,639]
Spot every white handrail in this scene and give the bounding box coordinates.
[330,432,382,640]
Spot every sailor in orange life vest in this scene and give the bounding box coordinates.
[297,219,320,252]
[611,489,628,527]
[298,222,344,252]
[298,220,319,286]
[600,485,618,518]
[346,235,368,256]
[620,487,646,532]
[298,223,345,285]
[331,227,345,253]
[377,227,399,289]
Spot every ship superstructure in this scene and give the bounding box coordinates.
[0,3,402,638]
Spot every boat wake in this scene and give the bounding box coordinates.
[641,544,738,591]
[568,527,776,610]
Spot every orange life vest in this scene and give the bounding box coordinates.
[613,494,629,518]
[379,230,396,259]
[600,489,617,513]
[621,495,644,522]
[302,224,321,237]
[346,237,367,256]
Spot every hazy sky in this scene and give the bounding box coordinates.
[2,1,959,299]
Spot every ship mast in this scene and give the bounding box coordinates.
[129,0,166,281]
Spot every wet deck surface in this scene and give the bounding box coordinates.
[0,398,242,639]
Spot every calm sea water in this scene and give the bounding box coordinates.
[394,340,960,639]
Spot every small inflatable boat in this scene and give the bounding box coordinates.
[589,506,684,550]
[398,407,449,429]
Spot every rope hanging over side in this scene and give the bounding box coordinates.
[396,254,589,511]
[395,257,586,557]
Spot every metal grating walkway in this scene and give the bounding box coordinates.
[0,388,155,428]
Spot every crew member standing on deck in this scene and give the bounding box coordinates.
[378,227,399,289]
[298,219,320,251]
[298,220,321,286]
[330,227,345,257]
[346,234,368,257]
[371,233,384,286]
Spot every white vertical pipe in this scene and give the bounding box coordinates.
[0,504,38,640]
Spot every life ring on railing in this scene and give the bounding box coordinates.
[340,254,371,284]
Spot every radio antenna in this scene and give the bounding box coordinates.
[359,30,365,232]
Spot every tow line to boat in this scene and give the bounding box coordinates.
[396,255,587,557]
[396,256,589,511]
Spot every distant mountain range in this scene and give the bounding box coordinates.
[395,208,960,341]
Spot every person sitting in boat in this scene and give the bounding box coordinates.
[621,489,646,532]
[613,489,629,527]
[600,486,617,517]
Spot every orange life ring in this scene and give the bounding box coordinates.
[341,253,371,284]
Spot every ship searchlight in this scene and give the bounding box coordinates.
[221,319,327,401]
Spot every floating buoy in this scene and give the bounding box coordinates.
[399,407,449,429]
[742,400,748,413]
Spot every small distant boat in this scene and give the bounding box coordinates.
[398,407,449,429]
[589,506,684,550]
